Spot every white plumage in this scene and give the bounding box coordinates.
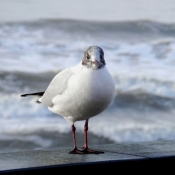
[40,62,115,124]
[21,46,115,154]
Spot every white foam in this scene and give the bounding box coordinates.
[88,108,175,143]
[1,36,175,99]
[0,93,175,144]
[0,21,175,145]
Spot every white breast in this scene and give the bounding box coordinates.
[49,64,116,124]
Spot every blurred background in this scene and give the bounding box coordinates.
[0,0,175,153]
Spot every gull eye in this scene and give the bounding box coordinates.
[87,55,90,60]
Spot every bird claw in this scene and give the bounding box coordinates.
[69,147,104,154]
[81,147,104,154]
[69,148,84,154]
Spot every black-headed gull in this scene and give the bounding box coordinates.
[21,46,115,154]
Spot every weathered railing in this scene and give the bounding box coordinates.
[0,140,174,174]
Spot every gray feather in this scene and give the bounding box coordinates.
[40,68,73,107]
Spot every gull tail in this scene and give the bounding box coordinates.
[21,92,45,97]
[21,91,45,104]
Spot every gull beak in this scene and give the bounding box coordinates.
[91,60,98,65]
[91,60,100,69]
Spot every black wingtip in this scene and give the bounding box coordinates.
[20,92,45,97]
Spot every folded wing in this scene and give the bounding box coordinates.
[39,68,73,107]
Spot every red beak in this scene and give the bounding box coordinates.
[91,60,98,65]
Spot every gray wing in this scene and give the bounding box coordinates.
[40,68,73,107]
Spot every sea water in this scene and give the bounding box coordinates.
[0,0,175,153]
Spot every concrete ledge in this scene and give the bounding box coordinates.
[0,140,175,174]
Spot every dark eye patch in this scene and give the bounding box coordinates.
[87,54,90,60]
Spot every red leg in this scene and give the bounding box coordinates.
[69,124,83,154]
[82,119,104,154]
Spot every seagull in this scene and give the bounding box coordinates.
[21,46,116,154]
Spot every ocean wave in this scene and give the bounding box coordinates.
[0,90,174,123]
[0,91,175,147]
[113,75,175,99]
[1,70,175,106]
[0,19,175,146]
[1,20,175,41]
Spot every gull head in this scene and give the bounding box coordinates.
[82,46,106,70]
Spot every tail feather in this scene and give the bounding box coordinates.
[21,91,45,97]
